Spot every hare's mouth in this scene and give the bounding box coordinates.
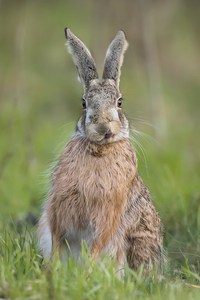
[104,132,115,139]
[86,132,116,144]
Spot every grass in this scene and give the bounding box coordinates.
[0,230,200,300]
[0,0,200,299]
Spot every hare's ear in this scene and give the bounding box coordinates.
[102,31,128,88]
[65,28,98,91]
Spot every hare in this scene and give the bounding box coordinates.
[38,28,162,272]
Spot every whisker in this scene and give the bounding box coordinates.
[129,135,149,175]
[126,114,156,130]
[129,127,160,146]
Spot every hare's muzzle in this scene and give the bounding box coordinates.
[97,124,115,140]
[86,121,121,143]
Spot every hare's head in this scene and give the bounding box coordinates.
[65,28,129,144]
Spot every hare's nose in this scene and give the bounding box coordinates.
[95,123,112,135]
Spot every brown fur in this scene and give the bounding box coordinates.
[39,137,162,270]
[48,138,136,254]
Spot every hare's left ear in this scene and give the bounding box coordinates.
[65,28,98,92]
[102,31,128,88]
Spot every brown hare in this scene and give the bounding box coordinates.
[38,28,162,272]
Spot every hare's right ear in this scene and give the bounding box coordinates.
[102,31,128,88]
[65,28,98,92]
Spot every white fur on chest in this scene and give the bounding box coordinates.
[63,225,95,260]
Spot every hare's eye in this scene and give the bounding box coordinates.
[81,99,86,109]
[117,98,123,107]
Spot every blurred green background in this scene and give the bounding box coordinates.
[0,0,200,269]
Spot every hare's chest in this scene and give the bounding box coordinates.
[76,154,134,202]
